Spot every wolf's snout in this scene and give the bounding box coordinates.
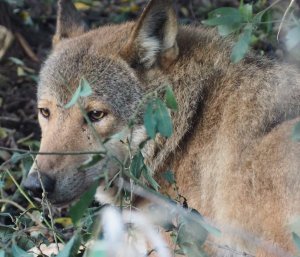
[23,172,55,198]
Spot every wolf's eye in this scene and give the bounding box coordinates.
[39,108,50,119]
[87,110,106,122]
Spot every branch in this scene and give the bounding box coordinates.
[0,146,106,156]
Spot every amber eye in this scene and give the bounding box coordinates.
[87,110,106,122]
[39,108,50,119]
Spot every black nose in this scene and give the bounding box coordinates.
[23,172,55,198]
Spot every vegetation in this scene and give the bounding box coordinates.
[0,0,300,256]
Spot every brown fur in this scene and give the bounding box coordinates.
[24,0,300,256]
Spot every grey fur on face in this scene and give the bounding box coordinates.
[39,38,144,122]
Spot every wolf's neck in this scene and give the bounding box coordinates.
[145,70,225,174]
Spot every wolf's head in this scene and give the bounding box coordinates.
[23,0,179,205]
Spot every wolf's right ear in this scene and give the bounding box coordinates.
[121,0,178,69]
[53,0,87,46]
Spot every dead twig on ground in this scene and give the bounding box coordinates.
[15,32,39,63]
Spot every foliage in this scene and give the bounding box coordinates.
[202,0,300,62]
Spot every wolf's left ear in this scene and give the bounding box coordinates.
[53,0,87,45]
[121,0,178,69]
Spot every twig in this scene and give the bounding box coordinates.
[0,146,106,156]
[277,0,296,41]
[5,169,37,208]
[17,133,34,144]
[36,163,60,252]
[5,168,65,244]
[0,199,43,227]
[14,32,39,62]
[206,240,255,257]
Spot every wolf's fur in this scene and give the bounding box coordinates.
[25,0,300,256]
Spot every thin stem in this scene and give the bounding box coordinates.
[5,169,64,244]
[0,146,106,156]
[5,169,37,208]
[277,0,295,40]
[0,199,42,226]
[35,162,59,251]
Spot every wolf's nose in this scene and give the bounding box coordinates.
[23,172,55,198]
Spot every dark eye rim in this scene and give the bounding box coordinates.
[38,108,50,119]
[87,110,106,122]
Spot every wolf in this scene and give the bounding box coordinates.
[23,0,300,256]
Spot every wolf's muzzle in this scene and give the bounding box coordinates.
[23,172,55,198]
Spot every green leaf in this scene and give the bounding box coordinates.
[190,209,221,237]
[253,7,270,24]
[11,153,30,164]
[11,245,33,257]
[261,10,273,34]
[142,167,160,191]
[22,156,34,174]
[144,100,157,139]
[293,232,300,252]
[79,77,93,97]
[64,85,81,109]
[89,250,107,257]
[202,7,242,26]
[292,121,300,141]
[79,155,103,171]
[17,233,36,251]
[178,217,208,248]
[56,235,81,257]
[218,24,241,36]
[8,57,25,66]
[64,77,93,109]
[231,25,253,63]
[162,171,175,184]
[88,241,107,257]
[180,243,208,257]
[285,26,300,51]
[130,151,144,179]
[144,98,173,139]
[69,181,99,225]
[165,86,178,111]
[0,127,8,139]
[155,99,173,138]
[20,140,40,150]
[0,180,4,190]
[239,3,253,22]
[0,225,14,244]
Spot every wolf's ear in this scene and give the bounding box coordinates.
[121,0,178,69]
[53,0,87,45]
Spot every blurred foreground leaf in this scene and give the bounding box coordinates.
[56,234,81,257]
[70,180,99,225]
[293,232,300,252]
[165,86,178,111]
[285,26,300,51]
[130,151,144,179]
[231,25,253,63]
[202,7,242,26]
[162,170,175,184]
[142,167,160,191]
[65,78,93,109]
[292,121,300,141]
[12,244,33,257]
